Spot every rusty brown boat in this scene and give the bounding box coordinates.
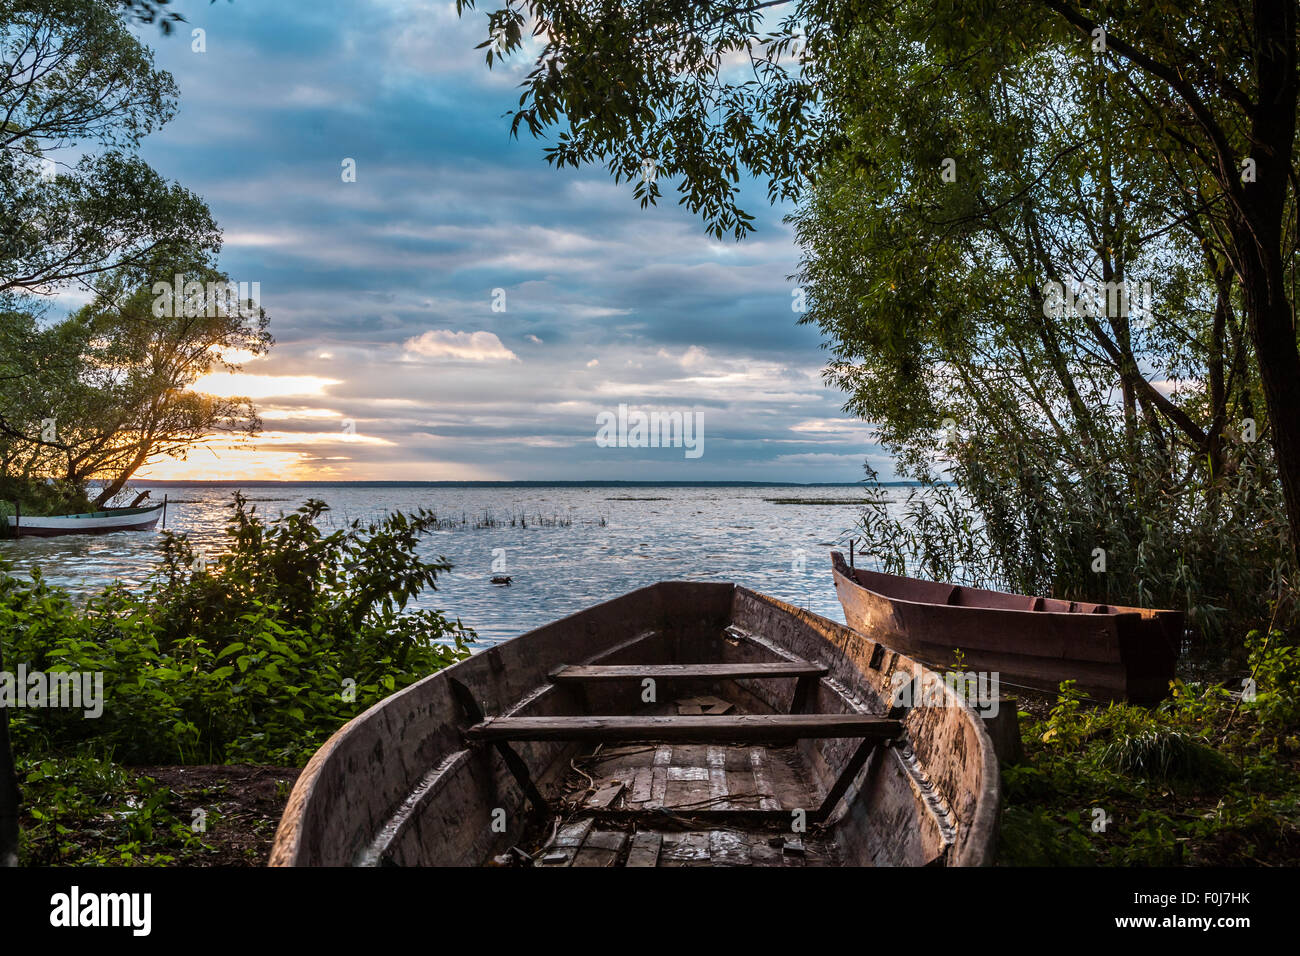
[271,582,1000,867]
[832,551,1181,704]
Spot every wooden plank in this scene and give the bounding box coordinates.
[722,766,764,809]
[448,678,548,818]
[538,819,593,864]
[551,662,828,682]
[706,746,730,809]
[571,828,628,867]
[466,713,902,743]
[650,745,671,804]
[574,807,796,826]
[624,831,662,867]
[670,743,709,765]
[665,766,709,781]
[553,818,594,849]
[708,829,751,866]
[749,748,782,811]
[660,831,711,866]
[812,737,880,823]
[586,781,625,809]
[627,765,655,805]
[665,765,711,810]
[750,842,782,866]
[760,748,815,811]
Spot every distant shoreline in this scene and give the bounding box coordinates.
[129,479,928,488]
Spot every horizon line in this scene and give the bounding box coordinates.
[129,479,925,488]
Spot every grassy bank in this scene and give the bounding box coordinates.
[2,495,471,865]
[4,494,1298,866]
[16,754,297,866]
[999,631,1300,865]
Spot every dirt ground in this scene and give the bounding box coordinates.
[132,764,300,866]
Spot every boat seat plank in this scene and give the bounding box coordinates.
[550,662,827,682]
[466,713,902,743]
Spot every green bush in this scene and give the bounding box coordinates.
[1243,628,1300,740]
[2,494,473,765]
[1000,634,1300,865]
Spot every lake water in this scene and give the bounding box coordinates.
[0,483,891,648]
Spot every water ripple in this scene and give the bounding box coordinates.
[0,484,879,648]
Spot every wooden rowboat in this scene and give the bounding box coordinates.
[6,502,166,538]
[271,582,1000,867]
[832,551,1182,704]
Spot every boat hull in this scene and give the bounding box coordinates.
[271,582,1000,867]
[832,552,1181,704]
[7,503,165,538]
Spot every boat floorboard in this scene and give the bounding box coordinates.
[530,740,841,867]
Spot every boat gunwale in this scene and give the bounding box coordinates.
[5,502,166,525]
[732,586,1000,867]
[270,580,1002,868]
[831,550,1179,621]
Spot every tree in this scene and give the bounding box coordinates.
[0,255,271,507]
[458,0,823,239]
[0,0,267,507]
[1032,0,1300,561]
[459,0,1300,558]
[0,0,220,296]
[117,0,186,33]
[789,13,1288,639]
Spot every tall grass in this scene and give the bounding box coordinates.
[855,438,1295,670]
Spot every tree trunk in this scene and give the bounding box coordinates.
[92,443,152,509]
[1240,251,1300,559]
[1207,282,1227,486]
[1234,0,1300,559]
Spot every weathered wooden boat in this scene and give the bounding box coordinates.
[6,502,166,538]
[271,582,1000,867]
[832,551,1182,704]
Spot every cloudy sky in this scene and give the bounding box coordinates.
[123,0,889,482]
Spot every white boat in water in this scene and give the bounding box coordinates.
[6,502,166,538]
